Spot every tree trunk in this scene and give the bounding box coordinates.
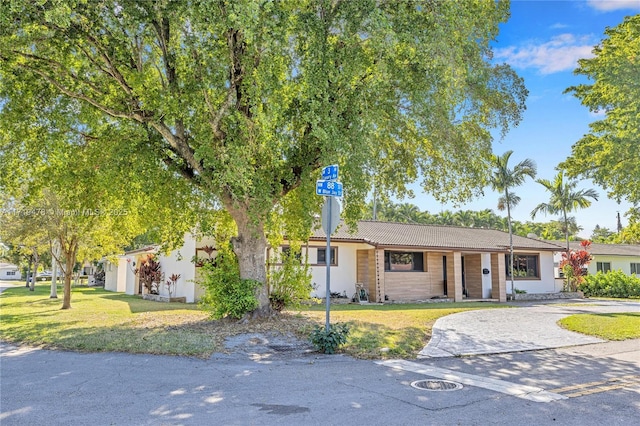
[25,256,32,288]
[62,254,74,309]
[226,202,272,318]
[61,239,78,310]
[30,249,39,292]
[50,243,59,299]
[506,191,515,299]
[563,211,570,252]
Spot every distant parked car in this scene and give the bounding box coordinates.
[28,271,52,282]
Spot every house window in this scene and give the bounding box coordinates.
[630,263,640,275]
[6,271,16,276]
[384,251,424,272]
[506,254,539,279]
[596,262,611,273]
[317,247,337,265]
[281,246,302,262]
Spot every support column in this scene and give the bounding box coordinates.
[446,251,463,302]
[491,253,507,302]
[375,249,385,303]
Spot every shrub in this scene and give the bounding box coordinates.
[309,323,350,354]
[560,241,592,291]
[580,270,640,298]
[135,254,162,295]
[198,244,260,319]
[268,243,313,311]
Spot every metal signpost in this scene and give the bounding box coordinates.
[316,165,342,331]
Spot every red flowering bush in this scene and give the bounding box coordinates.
[559,240,592,292]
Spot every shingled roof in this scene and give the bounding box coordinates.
[311,221,563,252]
[558,241,640,257]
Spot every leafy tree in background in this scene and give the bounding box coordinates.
[612,208,640,244]
[0,193,50,291]
[0,89,199,309]
[531,171,598,252]
[0,0,526,316]
[590,224,615,243]
[489,150,537,296]
[563,15,640,206]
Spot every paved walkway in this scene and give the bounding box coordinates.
[419,299,640,358]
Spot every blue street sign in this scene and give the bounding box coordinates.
[316,180,343,197]
[321,164,339,181]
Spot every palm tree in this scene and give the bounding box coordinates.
[531,171,598,251]
[397,203,421,223]
[489,151,537,298]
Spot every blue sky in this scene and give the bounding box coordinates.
[408,0,640,238]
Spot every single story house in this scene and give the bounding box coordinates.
[300,221,564,303]
[0,262,21,280]
[103,222,565,304]
[552,242,640,277]
[103,233,217,303]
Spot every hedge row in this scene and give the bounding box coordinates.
[580,270,640,298]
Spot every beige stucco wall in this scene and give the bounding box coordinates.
[508,251,556,294]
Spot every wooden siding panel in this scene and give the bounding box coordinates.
[465,254,483,298]
[374,249,384,302]
[357,250,369,291]
[383,252,449,301]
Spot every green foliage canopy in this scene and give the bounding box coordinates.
[0,0,527,314]
[563,15,640,205]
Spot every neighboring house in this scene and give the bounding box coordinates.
[103,233,217,303]
[0,262,22,280]
[553,242,640,277]
[294,221,563,302]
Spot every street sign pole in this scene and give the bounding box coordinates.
[325,200,331,332]
[317,164,342,333]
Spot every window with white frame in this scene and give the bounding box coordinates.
[596,262,611,273]
[6,271,16,276]
[505,254,540,279]
[630,263,640,275]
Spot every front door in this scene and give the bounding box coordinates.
[461,256,467,297]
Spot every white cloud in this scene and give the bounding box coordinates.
[589,108,608,117]
[494,34,596,74]
[587,0,640,11]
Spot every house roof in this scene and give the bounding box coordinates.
[124,245,158,255]
[310,221,563,252]
[0,262,19,269]
[558,241,640,257]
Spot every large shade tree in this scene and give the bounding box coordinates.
[0,0,527,316]
[488,150,536,297]
[562,14,640,206]
[531,171,598,251]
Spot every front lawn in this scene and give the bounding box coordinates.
[0,284,507,359]
[559,312,640,340]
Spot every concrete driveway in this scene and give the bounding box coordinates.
[419,299,640,358]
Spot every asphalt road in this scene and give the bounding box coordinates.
[1,337,639,425]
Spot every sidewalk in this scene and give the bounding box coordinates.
[419,299,640,358]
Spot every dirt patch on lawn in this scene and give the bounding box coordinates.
[131,310,322,358]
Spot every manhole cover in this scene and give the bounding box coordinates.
[411,379,463,391]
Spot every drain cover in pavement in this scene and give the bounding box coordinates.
[411,379,463,391]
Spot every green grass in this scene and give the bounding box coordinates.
[0,284,219,357]
[559,312,640,340]
[1,283,510,359]
[299,302,508,358]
